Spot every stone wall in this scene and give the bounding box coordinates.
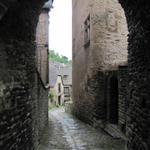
[72,71,107,125]
[119,1,150,149]
[0,82,33,150]
[0,39,36,150]
[0,0,48,149]
[36,72,49,145]
[35,7,50,145]
[118,65,128,133]
[73,0,150,149]
[36,9,49,85]
[72,0,128,127]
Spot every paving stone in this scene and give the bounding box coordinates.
[38,108,125,150]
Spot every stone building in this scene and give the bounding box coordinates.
[49,61,72,106]
[49,61,64,106]
[49,75,64,106]
[73,0,150,149]
[0,0,53,149]
[72,0,128,137]
[59,66,72,103]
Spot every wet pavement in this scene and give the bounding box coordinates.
[38,108,125,150]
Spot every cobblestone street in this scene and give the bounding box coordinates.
[38,108,125,150]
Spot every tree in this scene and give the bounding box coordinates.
[49,50,71,64]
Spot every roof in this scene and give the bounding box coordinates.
[58,66,72,85]
[49,61,64,87]
[49,61,72,87]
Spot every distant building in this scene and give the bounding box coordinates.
[49,62,64,106]
[49,61,72,106]
[49,75,64,106]
[59,66,72,103]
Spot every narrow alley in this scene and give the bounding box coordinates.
[1,0,150,150]
[38,108,125,150]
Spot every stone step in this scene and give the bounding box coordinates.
[104,124,126,139]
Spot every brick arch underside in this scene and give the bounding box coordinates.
[119,0,150,150]
[0,0,47,150]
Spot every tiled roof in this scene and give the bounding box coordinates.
[58,66,72,85]
[49,61,72,87]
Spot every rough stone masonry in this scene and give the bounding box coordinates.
[0,0,48,149]
[119,0,150,150]
[72,0,128,130]
[73,0,150,150]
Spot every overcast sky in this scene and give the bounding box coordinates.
[49,0,72,59]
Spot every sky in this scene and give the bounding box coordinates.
[49,0,72,60]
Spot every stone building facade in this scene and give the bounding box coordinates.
[49,61,72,106]
[49,75,64,106]
[73,0,150,150]
[59,66,72,103]
[72,0,128,136]
[0,0,53,149]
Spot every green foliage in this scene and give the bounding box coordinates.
[49,50,71,64]
[49,91,55,100]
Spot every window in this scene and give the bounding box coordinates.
[64,87,69,94]
[84,15,90,48]
[63,75,68,79]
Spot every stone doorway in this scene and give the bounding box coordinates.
[107,75,119,124]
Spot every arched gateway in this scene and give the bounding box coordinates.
[0,0,150,150]
[0,0,53,149]
[119,0,150,149]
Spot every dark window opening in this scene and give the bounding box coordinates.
[84,15,90,48]
[58,83,61,93]
[64,87,69,94]
[58,96,61,105]
[63,75,68,79]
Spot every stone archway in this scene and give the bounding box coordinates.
[0,0,48,149]
[119,1,150,150]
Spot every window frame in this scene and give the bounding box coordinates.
[64,87,70,94]
[84,14,90,48]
